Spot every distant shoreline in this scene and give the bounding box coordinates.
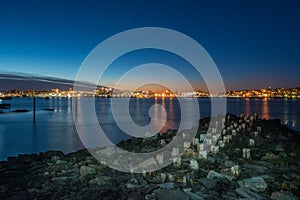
[1,96,300,100]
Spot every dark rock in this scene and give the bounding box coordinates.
[238,177,268,192]
[7,159,26,170]
[182,188,204,200]
[39,150,65,159]
[142,185,160,194]
[235,187,265,199]
[128,191,144,200]
[89,176,113,186]
[243,163,268,174]
[0,170,25,184]
[223,190,238,199]
[157,189,189,200]
[17,154,39,163]
[158,182,174,189]
[198,178,217,189]
[270,191,299,200]
[80,165,96,177]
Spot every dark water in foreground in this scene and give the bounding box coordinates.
[0,97,299,160]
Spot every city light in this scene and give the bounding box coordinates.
[0,87,300,99]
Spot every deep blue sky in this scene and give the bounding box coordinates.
[0,0,299,91]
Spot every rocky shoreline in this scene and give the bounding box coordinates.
[1,114,300,200]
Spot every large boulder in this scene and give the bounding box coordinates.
[238,176,268,192]
[80,165,96,177]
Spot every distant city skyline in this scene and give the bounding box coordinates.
[1,81,300,100]
[0,0,299,90]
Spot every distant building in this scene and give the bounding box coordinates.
[52,88,60,93]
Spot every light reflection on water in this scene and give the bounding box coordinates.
[261,98,270,119]
[0,97,299,160]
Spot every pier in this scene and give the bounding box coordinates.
[0,104,10,109]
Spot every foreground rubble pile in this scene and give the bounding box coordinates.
[1,113,300,199]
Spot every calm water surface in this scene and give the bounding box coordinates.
[0,97,299,160]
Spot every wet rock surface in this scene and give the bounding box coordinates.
[0,113,300,199]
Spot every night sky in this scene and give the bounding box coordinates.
[0,0,299,91]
